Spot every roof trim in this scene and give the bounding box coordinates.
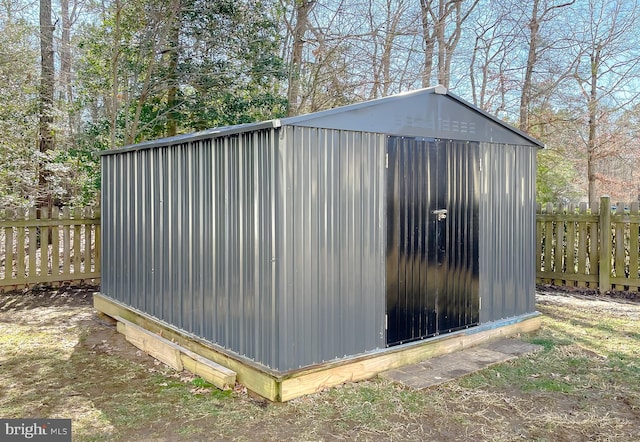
[99,120,279,156]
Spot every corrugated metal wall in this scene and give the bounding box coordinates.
[478,143,537,322]
[102,129,281,368]
[275,126,386,370]
[102,126,386,372]
[101,125,535,372]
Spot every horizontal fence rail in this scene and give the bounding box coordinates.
[536,196,640,292]
[3,199,636,293]
[0,207,100,291]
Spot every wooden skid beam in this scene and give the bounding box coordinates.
[94,294,278,400]
[94,293,542,402]
[180,348,237,390]
[116,317,183,371]
[115,315,236,390]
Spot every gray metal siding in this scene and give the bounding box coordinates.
[479,143,537,323]
[102,126,386,372]
[276,127,386,370]
[102,129,280,367]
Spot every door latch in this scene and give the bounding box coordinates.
[432,209,447,221]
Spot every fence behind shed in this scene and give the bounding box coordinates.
[0,207,100,291]
[536,196,640,292]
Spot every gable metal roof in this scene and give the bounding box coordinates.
[101,86,543,156]
[280,86,543,147]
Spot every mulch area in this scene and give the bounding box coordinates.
[536,283,640,302]
[0,283,97,312]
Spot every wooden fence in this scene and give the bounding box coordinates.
[536,196,640,292]
[0,207,100,291]
[2,199,637,293]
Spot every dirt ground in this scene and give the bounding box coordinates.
[1,284,639,441]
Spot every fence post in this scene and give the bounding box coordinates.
[599,196,611,292]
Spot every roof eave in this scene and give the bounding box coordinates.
[99,120,280,156]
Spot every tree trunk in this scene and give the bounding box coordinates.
[39,0,54,209]
[381,3,402,97]
[287,0,314,117]
[435,0,446,87]
[110,0,122,149]
[587,44,601,206]
[127,58,156,145]
[519,0,575,133]
[422,0,478,89]
[60,0,78,136]
[420,0,435,88]
[60,0,72,103]
[166,0,181,137]
[367,1,380,99]
[519,0,539,133]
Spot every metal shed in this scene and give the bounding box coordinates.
[99,86,542,380]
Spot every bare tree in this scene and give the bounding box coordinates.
[367,0,416,99]
[287,0,315,116]
[570,0,640,204]
[60,0,72,103]
[519,0,575,133]
[165,0,181,137]
[420,0,478,88]
[59,0,83,136]
[282,0,375,113]
[39,0,54,208]
[468,1,520,113]
[109,0,122,149]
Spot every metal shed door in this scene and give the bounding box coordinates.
[385,137,479,346]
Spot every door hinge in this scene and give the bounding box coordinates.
[385,153,389,169]
[385,314,388,330]
[479,297,482,310]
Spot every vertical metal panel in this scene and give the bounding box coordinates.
[275,127,386,370]
[443,141,480,332]
[479,143,537,322]
[386,138,438,344]
[101,129,280,368]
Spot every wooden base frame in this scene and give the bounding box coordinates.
[94,293,542,402]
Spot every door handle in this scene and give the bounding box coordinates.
[432,209,447,221]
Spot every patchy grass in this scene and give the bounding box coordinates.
[1,286,639,441]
